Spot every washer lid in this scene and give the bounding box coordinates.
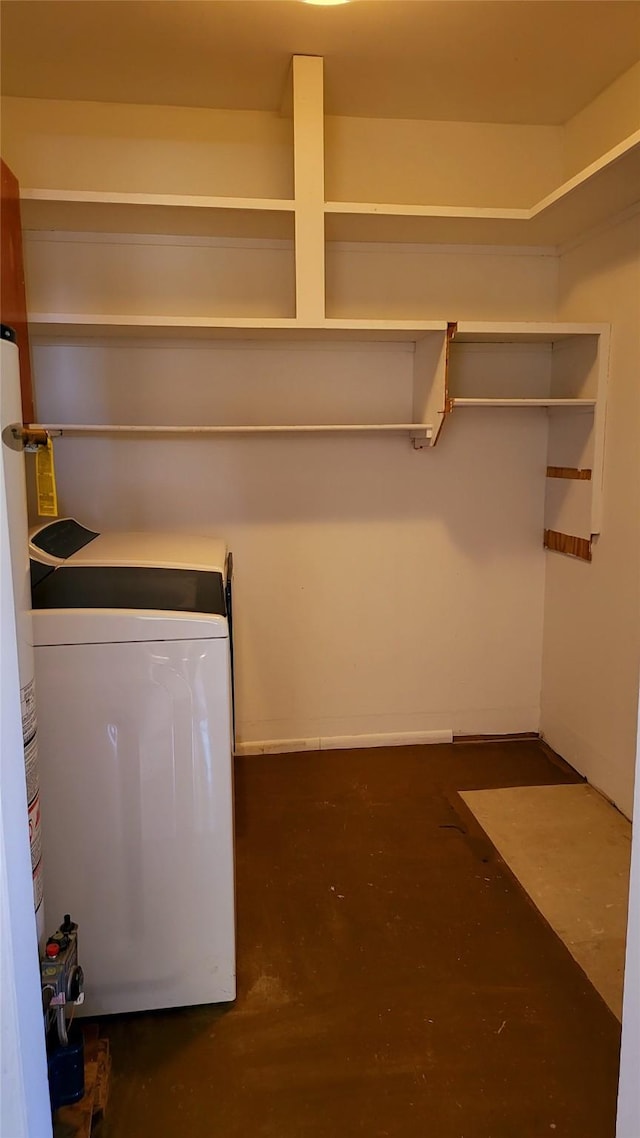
[32,564,226,617]
[68,530,228,574]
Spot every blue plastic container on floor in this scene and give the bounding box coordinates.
[48,1026,84,1111]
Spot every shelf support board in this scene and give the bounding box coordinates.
[411,324,453,449]
[292,55,325,323]
[546,466,592,480]
[543,529,592,562]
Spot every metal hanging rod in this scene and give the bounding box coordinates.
[29,423,434,438]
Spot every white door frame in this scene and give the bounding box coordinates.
[616,695,640,1136]
[0,457,52,1138]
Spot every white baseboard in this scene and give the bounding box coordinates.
[235,737,317,756]
[320,730,453,750]
[234,729,453,757]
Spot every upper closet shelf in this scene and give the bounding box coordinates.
[20,189,295,239]
[20,130,639,249]
[325,130,640,247]
[27,313,448,343]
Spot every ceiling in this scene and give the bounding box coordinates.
[2,0,640,126]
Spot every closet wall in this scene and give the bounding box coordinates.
[1,92,567,753]
[0,98,294,198]
[541,211,640,818]
[28,242,555,749]
[4,75,639,775]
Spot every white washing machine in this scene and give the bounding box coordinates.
[30,527,236,1017]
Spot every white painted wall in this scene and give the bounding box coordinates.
[1,97,293,198]
[2,98,566,210]
[16,91,640,215]
[25,232,296,319]
[541,211,640,818]
[325,116,563,207]
[31,307,552,749]
[564,61,640,180]
[24,232,557,326]
[326,243,557,321]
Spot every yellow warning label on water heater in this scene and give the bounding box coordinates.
[36,437,58,517]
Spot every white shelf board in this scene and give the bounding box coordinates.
[28,314,300,341]
[529,130,640,244]
[28,313,448,343]
[34,422,433,439]
[453,321,608,344]
[321,318,447,341]
[452,398,597,408]
[325,131,640,247]
[28,314,605,350]
[20,189,295,239]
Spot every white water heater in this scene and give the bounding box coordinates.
[1,324,45,941]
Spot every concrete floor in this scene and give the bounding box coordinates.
[95,741,622,1138]
[461,782,632,1018]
